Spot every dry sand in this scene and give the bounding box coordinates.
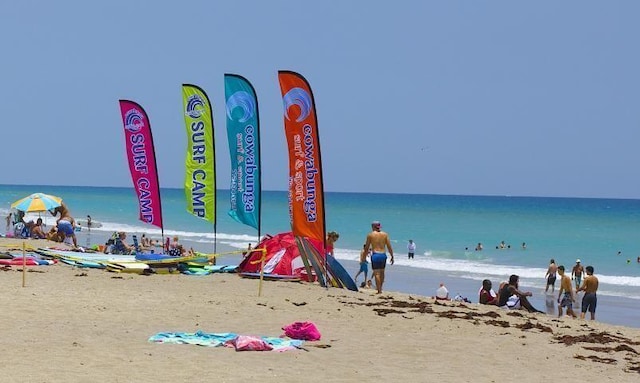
[1,238,639,382]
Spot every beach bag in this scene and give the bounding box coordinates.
[282,321,321,341]
[506,295,521,309]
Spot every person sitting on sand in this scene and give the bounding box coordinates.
[30,218,47,239]
[112,232,135,255]
[46,226,64,242]
[479,279,499,305]
[140,234,151,249]
[168,235,185,256]
[434,283,450,301]
[497,274,544,313]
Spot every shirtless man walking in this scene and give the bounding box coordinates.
[545,258,558,293]
[557,265,577,318]
[364,221,394,294]
[571,259,584,290]
[578,266,599,320]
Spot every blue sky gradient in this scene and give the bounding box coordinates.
[1,1,638,198]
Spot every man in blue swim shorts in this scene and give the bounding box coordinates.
[354,244,370,286]
[364,221,394,294]
[50,203,78,249]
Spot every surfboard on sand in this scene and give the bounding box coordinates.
[326,254,358,292]
[239,272,301,281]
[297,237,326,287]
[105,262,151,274]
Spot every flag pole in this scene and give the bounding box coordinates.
[22,241,26,287]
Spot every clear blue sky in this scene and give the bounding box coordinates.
[1,1,638,199]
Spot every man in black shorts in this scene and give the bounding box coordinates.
[545,258,557,293]
[578,266,599,320]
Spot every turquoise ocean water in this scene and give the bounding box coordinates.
[2,184,639,327]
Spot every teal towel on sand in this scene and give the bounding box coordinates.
[148,331,304,351]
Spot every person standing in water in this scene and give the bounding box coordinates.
[545,258,558,293]
[578,266,599,320]
[557,265,577,318]
[571,259,584,290]
[364,221,394,294]
[407,239,416,259]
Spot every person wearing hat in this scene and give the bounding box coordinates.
[364,220,394,294]
[571,259,584,290]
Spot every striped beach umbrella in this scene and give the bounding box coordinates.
[11,192,63,213]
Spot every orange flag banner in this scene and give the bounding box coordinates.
[278,71,325,242]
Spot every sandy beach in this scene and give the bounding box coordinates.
[1,237,639,383]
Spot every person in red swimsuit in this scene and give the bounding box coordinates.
[479,279,499,305]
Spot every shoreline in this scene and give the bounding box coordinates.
[1,239,639,382]
[14,230,639,330]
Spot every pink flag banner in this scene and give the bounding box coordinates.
[118,100,164,229]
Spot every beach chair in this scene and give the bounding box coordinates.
[103,232,117,254]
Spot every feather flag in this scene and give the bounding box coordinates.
[118,100,164,229]
[278,71,325,242]
[224,74,261,232]
[182,84,216,224]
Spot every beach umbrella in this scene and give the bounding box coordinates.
[10,192,63,213]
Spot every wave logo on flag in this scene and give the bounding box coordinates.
[124,109,145,132]
[283,87,312,122]
[185,94,206,119]
[226,91,255,123]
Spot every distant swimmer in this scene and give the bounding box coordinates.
[521,242,527,250]
[475,242,483,251]
[499,241,506,249]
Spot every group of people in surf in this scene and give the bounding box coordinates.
[478,258,599,320]
[466,241,528,252]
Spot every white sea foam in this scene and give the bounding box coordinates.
[79,221,256,243]
[331,248,640,289]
